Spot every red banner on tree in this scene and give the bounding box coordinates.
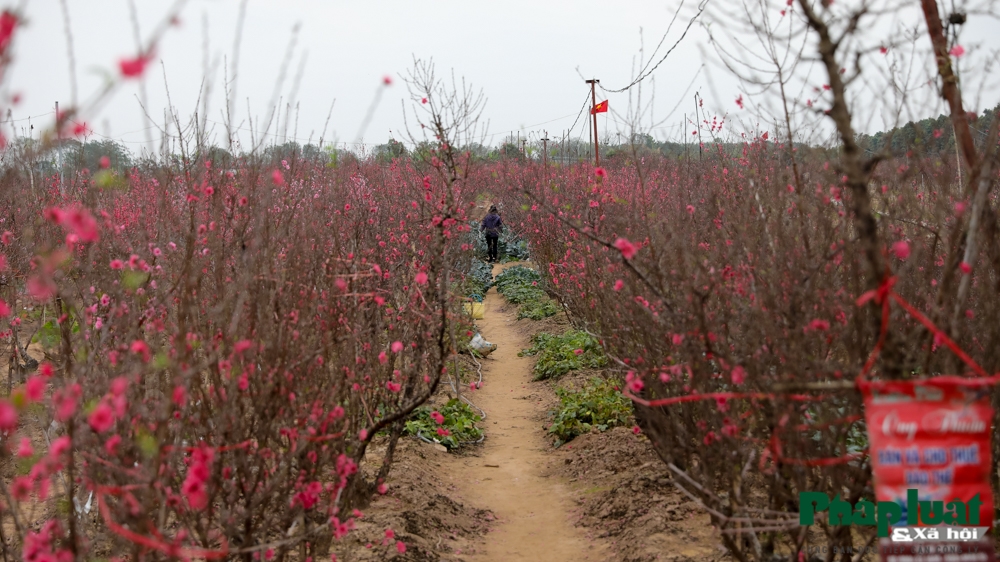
[861,377,996,562]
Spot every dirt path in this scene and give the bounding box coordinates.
[439,263,608,561]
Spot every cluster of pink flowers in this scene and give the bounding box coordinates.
[181,446,214,510]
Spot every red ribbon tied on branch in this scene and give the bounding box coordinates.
[623,271,1000,470]
[857,275,993,380]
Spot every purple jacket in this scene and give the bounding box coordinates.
[481,213,503,237]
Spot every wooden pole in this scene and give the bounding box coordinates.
[56,101,65,196]
[694,93,703,162]
[684,114,690,175]
[541,132,550,173]
[586,79,600,166]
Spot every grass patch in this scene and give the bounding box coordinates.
[15,453,40,476]
[494,266,559,320]
[519,330,607,380]
[548,378,632,446]
[405,398,483,450]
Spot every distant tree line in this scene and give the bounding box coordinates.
[857,107,997,158]
[6,107,993,178]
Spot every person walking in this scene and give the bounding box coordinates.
[480,205,503,263]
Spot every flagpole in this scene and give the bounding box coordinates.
[586,79,600,167]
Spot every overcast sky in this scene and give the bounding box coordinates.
[7,0,1000,154]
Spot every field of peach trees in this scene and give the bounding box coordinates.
[3,128,999,560]
[1,137,489,558]
[1,1,999,561]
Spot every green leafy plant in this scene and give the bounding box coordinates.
[469,220,530,262]
[33,319,80,349]
[493,266,559,320]
[493,265,540,294]
[813,404,868,460]
[497,232,530,262]
[461,258,494,302]
[33,320,62,349]
[519,330,607,380]
[517,298,561,320]
[405,398,483,450]
[548,378,633,446]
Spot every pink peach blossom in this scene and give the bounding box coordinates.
[613,238,638,260]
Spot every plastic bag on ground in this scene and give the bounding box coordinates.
[469,333,497,357]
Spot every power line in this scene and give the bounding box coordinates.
[65,119,165,145]
[4,111,57,125]
[565,91,593,140]
[658,64,703,125]
[521,110,585,131]
[479,106,590,145]
[600,0,708,94]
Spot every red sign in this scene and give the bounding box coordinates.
[861,377,995,562]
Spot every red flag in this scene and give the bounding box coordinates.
[591,100,608,114]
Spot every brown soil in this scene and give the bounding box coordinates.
[343,258,724,561]
[331,438,493,561]
[432,262,611,561]
[330,261,608,561]
[481,262,725,561]
[550,427,725,562]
